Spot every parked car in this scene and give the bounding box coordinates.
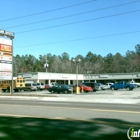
[82,82,99,92]
[68,84,75,93]
[24,83,37,91]
[104,83,114,89]
[36,83,45,90]
[45,84,51,90]
[110,81,136,90]
[97,83,106,90]
[129,80,140,87]
[49,82,58,87]
[73,84,93,93]
[48,84,72,93]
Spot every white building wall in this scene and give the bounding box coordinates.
[37,72,83,80]
[18,72,140,84]
[38,72,84,84]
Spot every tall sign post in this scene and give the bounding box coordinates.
[0,29,14,94]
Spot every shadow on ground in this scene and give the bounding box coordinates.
[0,116,139,140]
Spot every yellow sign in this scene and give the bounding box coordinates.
[0,44,12,52]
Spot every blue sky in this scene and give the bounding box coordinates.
[0,0,140,58]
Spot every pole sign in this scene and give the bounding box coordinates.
[0,29,14,39]
[0,29,14,80]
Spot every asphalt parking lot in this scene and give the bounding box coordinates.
[0,88,140,104]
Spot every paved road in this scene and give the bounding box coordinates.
[0,99,140,123]
[0,99,140,140]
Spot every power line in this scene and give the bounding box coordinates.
[15,30,140,48]
[16,9,140,34]
[0,0,96,22]
[4,0,140,29]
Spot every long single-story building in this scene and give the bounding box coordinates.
[17,72,140,84]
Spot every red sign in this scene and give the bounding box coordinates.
[0,44,12,52]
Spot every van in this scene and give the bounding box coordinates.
[36,83,45,90]
[24,83,37,91]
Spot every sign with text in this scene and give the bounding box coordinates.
[0,38,12,45]
[0,29,14,39]
[0,72,12,80]
[0,38,12,80]
[0,55,12,61]
[0,63,12,72]
[0,44,12,52]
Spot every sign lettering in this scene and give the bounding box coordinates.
[0,29,14,39]
[0,44,12,52]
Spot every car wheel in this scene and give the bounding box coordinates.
[51,90,54,93]
[2,89,6,92]
[64,90,68,94]
[126,87,131,91]
[14,89,18,92]
[111,87,115,90]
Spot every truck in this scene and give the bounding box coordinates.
[110,81,136,90]
[0,77,25,92]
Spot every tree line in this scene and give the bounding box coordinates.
[13,44,140,76]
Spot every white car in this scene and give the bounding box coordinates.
[36,83,45,90]
[129,80,140,87]
[98,83,106,90]
[104,83,114,89]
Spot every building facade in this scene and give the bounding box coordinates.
[18,72,140,84]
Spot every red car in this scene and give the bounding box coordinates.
[73,84,93,92]
[45,84,51,90]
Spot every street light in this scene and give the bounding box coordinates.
[44,55,49,72]
[73,58,81,94]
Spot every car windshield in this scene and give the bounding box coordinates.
[80,84,86,86]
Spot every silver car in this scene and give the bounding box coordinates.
[24,83,37,91]
[36,83,45,90]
